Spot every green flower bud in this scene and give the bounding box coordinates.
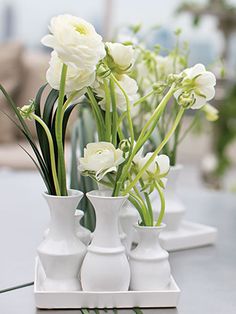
[18,100,35,120]
[152,82,166,94]
[177,92,195,108]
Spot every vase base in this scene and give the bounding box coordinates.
[41,277,81,292]
[34,257,180,309]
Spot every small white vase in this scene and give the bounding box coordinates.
[75,209,92,246]
[37,189,86,291]
[119,200,139,252]
[129,224,171,291]
[81,190,130,291]
[152,164,186,231]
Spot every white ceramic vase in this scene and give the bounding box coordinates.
[129,224,171,291]
[81,190,131,291]
[75,209,92,246]
[152,164,186,231]
[37,189,86,291]
[119,200,139,252]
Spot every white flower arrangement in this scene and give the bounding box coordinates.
[0,15,217,227]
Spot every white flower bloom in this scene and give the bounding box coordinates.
[175,63,216,109]
[41,14,105,70]
[106,42,134,71]
[94,74,138,111]
[78,142,125,181]
[135,153,170,185]
[46,51,95,94]
[136,55,182,87]
[202,103,219,121]
[156,55,183,80]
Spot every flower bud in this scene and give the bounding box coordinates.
[202,104,219,121]
[177,92,195,108]
[18,100,35,120]
[152,82,166,94]
[167,73,182,85]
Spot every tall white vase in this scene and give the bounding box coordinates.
[75,209,92,246]
[81,190,131,291]
[152,164,186,231]
[37,189,86,291]
[129,224,171,291]
[119,200,139,251]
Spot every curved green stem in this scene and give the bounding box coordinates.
[55,63,68,196]
[155,181,165,226]
[86,87,105,140]
[117,85,176,193]
[32,114,61,196]
[110,73,134,147]
[133,90,155,107]
[133,185,151,225]
[129,192,148,225]
[62,91,79,114]
[103,79,111,142]
[109,79,118,146]
[123,107,185,194]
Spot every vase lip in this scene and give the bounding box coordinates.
[43,189,83,199]
[134,223,166,230]
[86,189,128,200]
[170,164,183,171]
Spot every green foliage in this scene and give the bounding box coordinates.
[0,83,76,195]
[70,105,97,231]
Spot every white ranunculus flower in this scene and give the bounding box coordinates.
[94,74,138,111]
[41,14,105,70]
[135,153,170,185]
[175,63,216,109]
[78,142,125,181]
[46,51,95,94]
[106,42,134,71]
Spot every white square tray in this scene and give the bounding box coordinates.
[159,220,218,251]
[34,258,180,309]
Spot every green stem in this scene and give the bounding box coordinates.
[103,79,111,141]
[86,87,105,140]
[123,107,185,194]
[55,63,67,196]
[133,90,155,107]
[129,192,147,225]
[32,114,61,196]
[117,85,175,193]
[133,184,150,225]
[62,91,79,114]
[110,79,118,146]
[111,73,134,147]
[155,181,165,226]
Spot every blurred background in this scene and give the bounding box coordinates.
[0,0,236,191]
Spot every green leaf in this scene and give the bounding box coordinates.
[0,108,54,194]
[19,144,51,193]
[62,103,78,145]
[35,88,59,173]
[43,89,59,127]
[0,84,31,135]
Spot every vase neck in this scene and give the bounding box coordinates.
[45,193,81,239]
[136,227,163,251]
[87,192,127,248]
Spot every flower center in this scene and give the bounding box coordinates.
[74,23,89,35]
